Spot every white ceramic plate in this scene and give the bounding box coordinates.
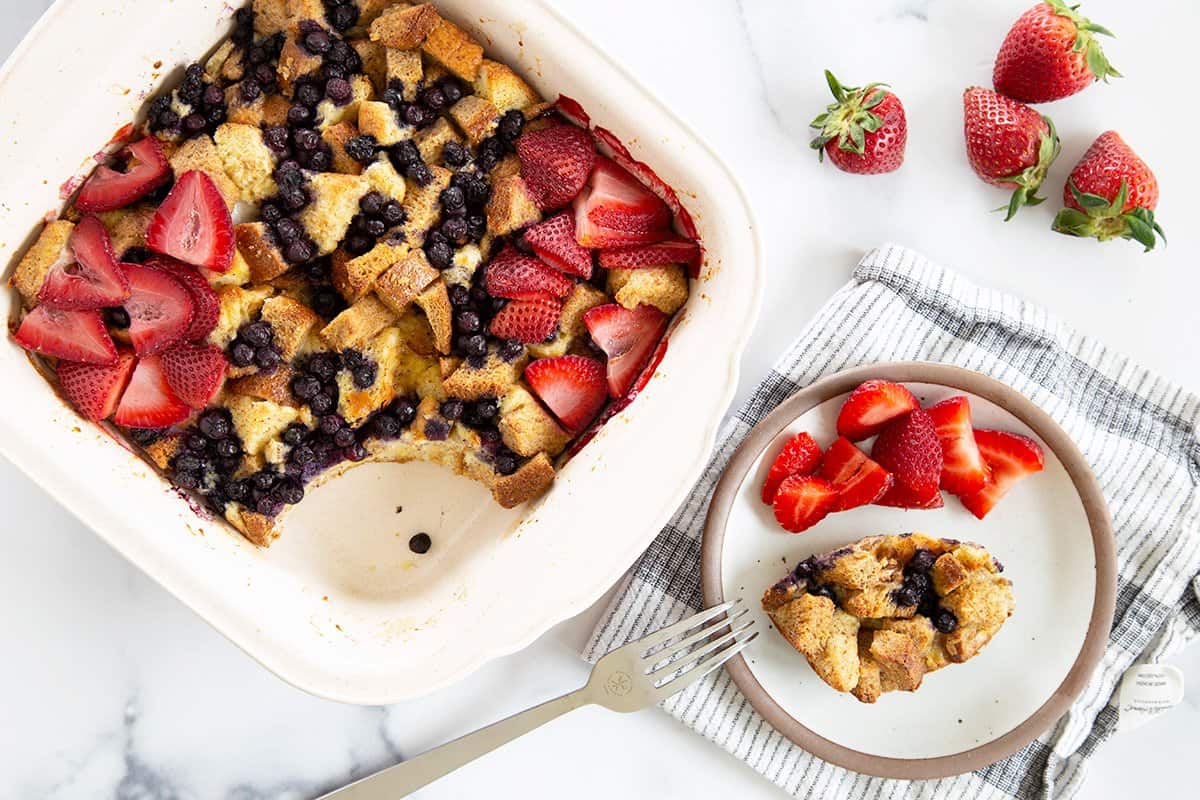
[702,363,1115,778]
[0,0,762,703]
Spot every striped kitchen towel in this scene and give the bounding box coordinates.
[584,244,1200,800]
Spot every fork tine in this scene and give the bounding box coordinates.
[631,599,741,657]
[643,606,751,670]
[647,617,755,676]
[651,631,758,700]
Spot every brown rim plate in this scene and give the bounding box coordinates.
[701,362,1116,779]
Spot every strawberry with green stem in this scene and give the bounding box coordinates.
[993,0,1120,104]
[1053,131,1165,251]
[962,87,1061,220]
[809,70,907,175]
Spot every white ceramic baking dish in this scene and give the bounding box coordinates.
[0,0,762,703]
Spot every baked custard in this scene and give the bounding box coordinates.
[7,0,702,545]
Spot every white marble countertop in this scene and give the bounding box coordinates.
[2,0,1197,797]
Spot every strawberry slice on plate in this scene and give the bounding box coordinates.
[817,436,894,511]
[522,212,593,278]
[573,157,672,248]
[145,255,220,342]
[122,263,196,355]
[484,246,574,301]
[926,396,990,495]
[56,350,137,421]
[524,354,607,433]
[145,170,234,273]
[75,137,171,213]
[489,297,562,343]
[836,379,920,441]
[597,236,702,273]
[760,431,822,505]
[161,342,228,409]
[871,408,944,508]
[114,354,192,429]
[772,474,838,533]
[958,429,1045,519]
[13,306,117,364]
[515,124,596,210]
[582,302,669,398]
[38,214,131,310]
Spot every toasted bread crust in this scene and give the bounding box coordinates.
[492,452,554,508]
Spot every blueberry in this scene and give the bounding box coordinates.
[105,307,131,329]
[247,44,268,65]
[306,148,332,172]
[497,109,524,142]
[287,104,313,125]
[359,191,385,217]
[345,135,378,163]
[239,80,262,104]
[175,453,202,473]
[230,341,255,367]
[256,496,284,516]
[252,470,277,491]
[183,113,207,134]
[933,609,958,633]
[381,86,403,110]
[373,414,400,438]
[223,479,249,502]
[495,455,517,476]
[809,584,837,602]
[312,288,344,319]
[343,442,368,462]
[303,29,332,54]
[197,409,231,440]
[345,232,375,255]
[352,363,377,389]
[893,586,920,607]
[448,284,470,307]
[241,321,273,348]
[498,339,524,362]
[910,548,937,573]
[455,310,480,333]
[320,414,344,435]
[408,532,432,554]
[282,188,309,211]
[308,353,342,381]
[185,432,208,453]
[402,103,429,127]
[323,63,349,82]
[175,470,201,490]
[394,398,417,424]
[202,83,225,108]
[381,201,405,226]
[285,238,315,264]
[424,419,450,441]
[474,399,498,420]
[309,393,334,415]
[328,4,359,31]
[253,63,277,88]
[274,216,301,243]
[441,216,469,245]
[215,439,241,459]
[333,428,356,448]
[260,201,284,224]
[442,141,469,167]
[406,162,433,185]
[364,218,387,237]
[290,444,315,464]
[392,140,420,166]
[291,374,321,401]
[426,239,453,269]
[293,127,321,151]
[325,77,352,104]
[439,78,463,105]
[904,571,931,597]
[421,87,447,111]
[440,399,464,420]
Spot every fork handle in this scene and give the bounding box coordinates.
[318,689,591,798]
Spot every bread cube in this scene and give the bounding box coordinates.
[208,284,275,349]
[358,100,407,146]
[414,117,463,164]
[214,123,278,203]
[375,249,439,313]
[320,293,396,350]
[363,158,407,202]
[370,3,439,49]
[528,283,607,359]
[608,264,688,315]
[386,48,424,100]
[224,83,266,126]
[474,59,541,113]
[351,38,388,93]
[97,204,156,258]
[259,295,323,360]
[400,164,452,245]
[276,30,324,97]
[228,365,301,407]
[336,326,402,425]
[322,121,364,175]
[492,452,554,508]
[442,347,529,400]
[448,95,499,145]
[332,240,408,303]
[422,17,483,81]
[414,279,453,354]
[235,222,290,282]
[485,175,541,236]
[298,172,370,255]
[499,386,571,457]
[168,135,239,209]
[10,220,72,306]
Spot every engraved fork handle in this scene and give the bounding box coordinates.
[317,689,591,798]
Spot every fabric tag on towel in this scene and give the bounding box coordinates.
[1116,664,1184,734]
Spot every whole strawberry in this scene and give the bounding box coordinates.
[962,87,1060,220]
[993,0,1119,104]
[809,70,906,175]
[1053,131,1165,251]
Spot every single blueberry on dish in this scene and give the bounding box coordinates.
[933,609,959,634]
[409,532,432,554]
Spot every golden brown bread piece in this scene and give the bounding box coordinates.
[168,135,239,209]
[763,533,1014,703]
[473,59,541,113]
[375,249,439,313]
[235,223,290,283]
[608,265,689,315]
[485,175,542,236]
[492,452,555,508]
[421,16,483,81]
[370,3,440,50]
[322,121,365,175]
[413,279,453,354]
[332,241,409,303]
[10,220,73,306]
[320,294,397,350]
[386,47,424,100]
[448,95,499,145]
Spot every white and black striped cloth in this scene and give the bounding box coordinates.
[584,245,1200,799]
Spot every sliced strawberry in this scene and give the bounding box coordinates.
[161,342,228,409]
[871,408,943,506]
[145,255,220,342]
[926,396,990,495]
[958,429,1045,519]
[772,474,837,533]
[817,436,894,511]
[760,432,822,505]
[113,354,192,429]
[13,307,117,365]
[484,246,574,301]
[523,354,607,433]
[836,379,920,441]
[489,297,562,343]
[875,483,945,509]
[597,236,702,272]
[582,302,669,398]
[514,124,596,210]
[56,350,137,421]
[523,212,593,278]
[122,263,196,356]
[573,157,672,248]
[75,137,171,213]
[145,170,234,273]
[38,215,132,310]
